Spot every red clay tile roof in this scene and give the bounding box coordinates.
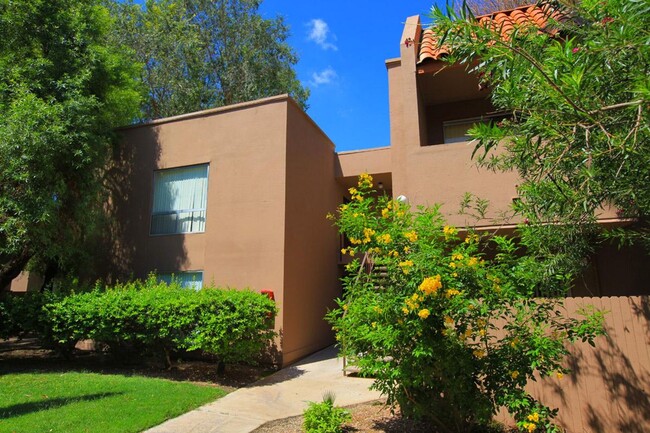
[418,4,565,64]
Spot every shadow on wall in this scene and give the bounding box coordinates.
[95,125,188,283]
[547,296,650,433]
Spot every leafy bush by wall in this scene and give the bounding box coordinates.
[0,291,61,341]
[2,276,277,366]
[328,174,604,433]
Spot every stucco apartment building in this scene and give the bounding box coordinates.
[9,6,648,368]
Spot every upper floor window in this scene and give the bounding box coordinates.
[442,114,508,144]
[443,118,478,143]
[151,164,208,235]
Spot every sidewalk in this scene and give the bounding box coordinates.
[144,346,381,433]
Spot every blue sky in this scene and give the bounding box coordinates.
[259,1,442,151]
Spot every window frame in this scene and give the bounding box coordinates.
[442,113,507,144]
[157,271,204,290]
[149,163,210,236]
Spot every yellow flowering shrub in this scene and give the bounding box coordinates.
[327,175,604,433]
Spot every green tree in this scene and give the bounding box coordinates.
[107,0,309,120]
[430,0,650,278]
[0,0,142,289]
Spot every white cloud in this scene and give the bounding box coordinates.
[306,18,338,51]
[310,67,337,87]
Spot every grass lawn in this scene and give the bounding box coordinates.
[0,370,226,433]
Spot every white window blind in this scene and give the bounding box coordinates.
[443,119,477,143]
[151,164,208,235]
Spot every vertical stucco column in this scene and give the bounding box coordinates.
[388,15,424,201]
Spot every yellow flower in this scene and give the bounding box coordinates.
[511,370,519,379]
[399,260,414,274]
[445,289,460,298]
[371,322,377,328]
[467,257,479,267]
[402,307,409,315]
[556,372,564,380]
[389,250,399,258]
[358,172,373,188]
[452,253,464,261]
[464,233,479,244]
[342,304,348,311]
[363,227,376,243]
[349,237,361,245]
[472,349,486,358]
[376,233,392,244]
[341,204,348,211]
[479,329,486,336]
[449,262,457,269]
[524,422,537,433]
[527,413,539,423]
[373,306,383,314]
[403,231,418,242]
[444,316,454,326]
[403,246,410,253]
[452,272,458,277]
[419,275,442,295]
[405,298,419,311]
[381,208,390,218]
[443,225,457,237]
[341,248,347,255]
[397,210,405,217]
[348,187,358,195]
[418,309,430,319]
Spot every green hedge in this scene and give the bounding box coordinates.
[1,276,277,366]
[0,291,61,341]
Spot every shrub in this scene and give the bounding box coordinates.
[303,392,352,433]
[44,275,277,366]
[327,174,604,433]
[189,288,278,364]
[0,291,61,341]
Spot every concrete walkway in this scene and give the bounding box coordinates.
[145,346,381,433]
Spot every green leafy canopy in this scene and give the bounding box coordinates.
[429,0,650,270]
[0,0,142,288]
[106,0,310,120]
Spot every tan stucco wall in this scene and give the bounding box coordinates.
[5,272,42,293]
[398,142,520,226]
[103,95,348,366]
[103,97,291,363]
[282,101,342,365]
[387,26,519,226]
[336,147,392,178]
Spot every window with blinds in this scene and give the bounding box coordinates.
[158,271,203,290]
[443,118,478,143]
[150,164,208,235]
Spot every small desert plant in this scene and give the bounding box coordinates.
[303,392,351,433]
